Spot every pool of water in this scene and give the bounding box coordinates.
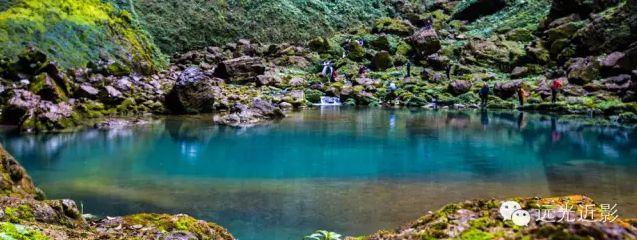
[2,108,637,240]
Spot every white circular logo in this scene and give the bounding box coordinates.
[512,209,531,226]
[499,201,521,220]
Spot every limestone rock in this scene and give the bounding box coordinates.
[448,80,472,96]
[567,57,601,84]
[453,0,507,22]
[408,28,441,57]
[214,56,265,83]
[166,67,217,114]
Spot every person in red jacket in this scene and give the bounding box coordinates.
[517,86,527,107]
[330,68,337,82]
[550,79,563,103]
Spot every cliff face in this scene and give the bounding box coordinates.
[0,145,235,240]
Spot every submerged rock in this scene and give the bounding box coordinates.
[214,99,285,127]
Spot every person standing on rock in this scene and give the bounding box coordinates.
[321,60,332,76]
[422,69,430,81]
[479,83,490,108]
[342,39,350,58]
[445,65,452,80]
[551,79,563,103]
[406,60,412,78]
[385,81,398,103]
[359,66,368,77]
[517,86,527,107]
[330,67,337,82]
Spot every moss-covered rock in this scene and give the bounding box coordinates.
[372,51,394,70]
[304,89,324,103]
[360,195,637,240]
[372,18,415,36]
[0,0,167,73]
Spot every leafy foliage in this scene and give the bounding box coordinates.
[304,230,342,240]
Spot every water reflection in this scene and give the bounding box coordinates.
[1,108,636,240]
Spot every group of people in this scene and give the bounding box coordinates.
[479,78,564,108]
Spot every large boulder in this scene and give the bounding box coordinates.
[462,39,526,71]
[548,0,620,20]
[448,80,472,96]
[567,57,601,84]
[29,73,69,102]
[602,74,633,94]
[427,53,451,70]
[452,0,507,22]
[494,80,524,99]
[166,67,217,114]
[214,56,265,83]
[573,2,635,54]
[602,44,637,74]
[2,90,78,132]
[408,28,441,57]
[372,51,394,70]
[372,18,415,36]
[370,35,392,52]
[308,37,331,53]
[214,99,285,127]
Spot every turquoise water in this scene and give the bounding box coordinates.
[2,108,637,240]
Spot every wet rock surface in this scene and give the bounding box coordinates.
[214,99,285,128]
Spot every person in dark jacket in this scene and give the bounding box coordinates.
[479,83,490,108]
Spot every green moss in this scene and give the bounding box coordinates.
[304,89,324,103]
[459,229,494,240]
[0,0,167,72]
[124,213,230,240]
[134,0,397,54]
[0,222,48,240]
[116,98,138,115]
[4,205,34,223]
[464,0,551,39]
[373,17,414,36]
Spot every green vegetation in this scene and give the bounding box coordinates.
[0,222,48,240]
[133,0,398,54]
[464,0,551,38]
[0,0,166,72]
[304,230,342,240]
